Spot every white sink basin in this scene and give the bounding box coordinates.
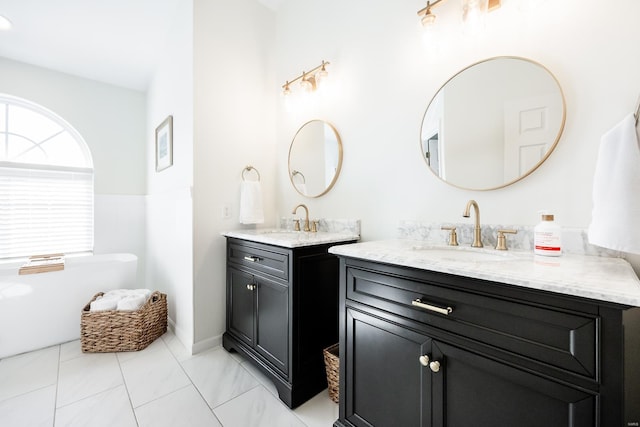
[410,245,517,262]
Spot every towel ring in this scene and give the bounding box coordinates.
[242,166,261,182]
[292,170,306,183]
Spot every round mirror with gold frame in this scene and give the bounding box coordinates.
[288,120,343,198]
[420,56,566,191]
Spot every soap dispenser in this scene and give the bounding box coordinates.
[534,211,562,257]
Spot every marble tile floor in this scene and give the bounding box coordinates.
[0,332,338,426]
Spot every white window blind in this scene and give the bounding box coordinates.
[0,164,94,260]
[0,94,94,261]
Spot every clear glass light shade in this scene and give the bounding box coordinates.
[462,0,488,33]
[421,11,436,27]
[300,78,313,92]
[315,69,329,87]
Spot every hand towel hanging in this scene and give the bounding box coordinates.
[239,166,264,224]
[588,113,640,254]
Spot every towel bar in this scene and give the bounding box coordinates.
[242,166,261,182]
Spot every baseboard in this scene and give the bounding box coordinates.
[167,317,193,355]
[192,333,222,355]
[167,317,221,356]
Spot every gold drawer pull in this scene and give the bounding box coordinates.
[243,256,261,262]
[412,299,453,316]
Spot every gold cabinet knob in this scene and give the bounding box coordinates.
[419,355,430,366]
[429,361,441,373]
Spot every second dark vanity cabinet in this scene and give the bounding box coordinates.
[335,258,640,427]
[223,237,356,408]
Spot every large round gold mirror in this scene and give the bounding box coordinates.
[288,120,343,198]
[420,56,566,190]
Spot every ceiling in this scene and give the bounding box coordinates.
[0,0,284,92]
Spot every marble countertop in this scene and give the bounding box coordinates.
[328,239,640,307]
[222,229,360,248]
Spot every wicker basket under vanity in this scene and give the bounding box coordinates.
[80,291,167,353]
[323,343,340,403]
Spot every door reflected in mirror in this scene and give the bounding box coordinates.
[288,120,343,198]
[421,57,566,190]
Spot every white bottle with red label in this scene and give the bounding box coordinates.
[534,211,562,257]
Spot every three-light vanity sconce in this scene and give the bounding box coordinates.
[417,0,501,27]
[281,1,500,95]
[282,60,330,96]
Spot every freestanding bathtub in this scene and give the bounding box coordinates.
[0,253,138,359]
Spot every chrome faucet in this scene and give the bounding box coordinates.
[292,204,310,232]
[462,200,483,248]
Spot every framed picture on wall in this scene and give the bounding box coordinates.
[155,115,173,172]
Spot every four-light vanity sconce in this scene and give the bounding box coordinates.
[417,0,501,27]
[282,60,330,96]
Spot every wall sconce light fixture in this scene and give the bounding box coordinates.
[417,0,501,28]
[282,60,330,96]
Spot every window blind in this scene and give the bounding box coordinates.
[0,164,93,260]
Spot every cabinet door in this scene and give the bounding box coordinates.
[228,267,255,346]
[344,308,432,427]
[431,340,597,427]
[255,276,289,375]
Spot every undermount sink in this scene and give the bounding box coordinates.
[410,245,518,262]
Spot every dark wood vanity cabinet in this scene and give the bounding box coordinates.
[335,258,640,427]
[223,237,356,408]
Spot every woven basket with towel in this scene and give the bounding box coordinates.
[80,291,167,353]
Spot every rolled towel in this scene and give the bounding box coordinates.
[103,289,151,302]
[90,295,120,312]
[116,294,147,311]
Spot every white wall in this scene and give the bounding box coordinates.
[193,0,277,348]
[0,57,148,283]
[274,0,640,273]
[146,1,195,350]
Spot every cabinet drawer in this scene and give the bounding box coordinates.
[229,241,289,280]
[346,266,598,380]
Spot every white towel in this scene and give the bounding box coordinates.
[91,289,152,312]
[588,113,640,254]
[239,181,264,224]
[116,294,147,311]
[90,295,119,311]
[103,289,151,301]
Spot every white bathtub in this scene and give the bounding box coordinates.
[0,253,138,359]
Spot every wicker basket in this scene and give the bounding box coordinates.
[323,343,340,403]
[80,291,167,353]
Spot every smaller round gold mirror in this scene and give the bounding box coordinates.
[288,120,343,198]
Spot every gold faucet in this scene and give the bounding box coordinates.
[462,200,483,248]
[292,204,310,232]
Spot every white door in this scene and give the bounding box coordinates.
[503,94,563,182]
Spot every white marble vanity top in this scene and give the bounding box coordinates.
[222,229,359,248]
[328,239,640,307]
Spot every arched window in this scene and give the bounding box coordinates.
[0,94,94,260]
